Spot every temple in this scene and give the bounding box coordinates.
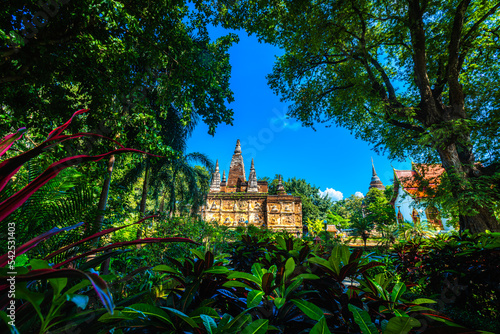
[390,163,452,230]
[202,140,303,235]
[369,158,385,191]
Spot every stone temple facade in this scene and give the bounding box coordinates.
[202,140,303,235]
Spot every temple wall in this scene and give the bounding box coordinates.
[204,194,302,234]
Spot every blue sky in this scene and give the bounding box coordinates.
[187,26,411,201]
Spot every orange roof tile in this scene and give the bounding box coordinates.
[394,164,445,198]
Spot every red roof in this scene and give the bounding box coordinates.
[394,164,445,198]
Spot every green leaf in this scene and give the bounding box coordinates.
[251,262,264,281]
[227,271,261,286]
[0,310,20,334]
[190,249,206,260]
[66,294,89,309]
[201,314,217,334]
[124,303,173,326]
[390,282,406,302]
[292,299,324,321]
[285,257,295,277]
[204,267,229,274]
[241,319,269,334]
[292,273,319,281]
[189,306,219,321]
[222,281,253,289]
[247,290,265,308]
[310,316,332,334]
[384,316,421,334]
[153,265,180,275]
[274,297,286,309]
[411,298,436,305]
[162,306,198,328]
[308,256,332,271]
[348,304,378,334]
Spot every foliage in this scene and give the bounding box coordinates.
[215,0,500,232]
[306,218,326,236]
[392,231,500,328]
[267,175,334,224]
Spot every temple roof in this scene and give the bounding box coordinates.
[394,163,445,198]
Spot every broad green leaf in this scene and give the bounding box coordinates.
[274,297,286,309]
[190,249,206,260]
[222,281,253,289]
[162,306,198,328]
[99,310,137,322]
[251,262,264,281]
[310,316,332,334]
[411,298,436,305]
[384,316,421,334]
[292,299,324,321]
[49,277,68,297]
[124,303,173,326]
[227,272,261,286]
[66,294,89,309]
[285,257,295,277]
[390,282,406,302]
[201,314,217,334]
[284,278,303,297]
[247,290,265,308]
[241,319,269,334]
[204,267,229,274]
[292,273,319,281]
[348,304,378,334]
[153,265,180,275]
[308,256,332,271]
[189,307,219,322]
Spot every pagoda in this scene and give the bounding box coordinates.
[203,140,302,235]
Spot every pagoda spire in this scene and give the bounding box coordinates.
[209,160,221,192]
[227,139,246,190]
[276,174,286,195]
[247,158,258,192]
[222,170,226,183]
[369,157,385,191]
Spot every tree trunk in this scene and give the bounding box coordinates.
[159,192,166,213]
[92,155,114,273]
[94,155,115,237]
[137,160,150,240]
[437,142,500,233]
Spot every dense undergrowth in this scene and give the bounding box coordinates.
[1,112,499,333]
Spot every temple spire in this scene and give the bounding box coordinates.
[227,139,246,189]
[369,158,385,191]
[247,158,258,192]
[222,170,226,183]
[276,174,285,195]
[209,160,221,192]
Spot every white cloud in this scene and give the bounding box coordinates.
[354,191,364,198]
[319,188,343,201]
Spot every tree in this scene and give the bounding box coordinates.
[265,175,335,224]
[331,194,364,223]
[363,188,397,227]
[1,1,238,235]
[219,0,500,233]
[350,212,374,249]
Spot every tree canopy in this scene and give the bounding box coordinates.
[1,0,237,143]
[217,0,500,232]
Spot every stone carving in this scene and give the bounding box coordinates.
[203,139,303,235]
